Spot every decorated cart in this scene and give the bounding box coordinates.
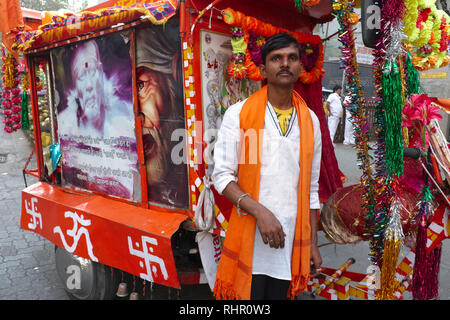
[6,0,343,300]
[3,0,449,300]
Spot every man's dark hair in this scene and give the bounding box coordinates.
[333,85,342,92]
[261,33,302,66]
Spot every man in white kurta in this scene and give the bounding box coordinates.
[326,85,343,145]
[213,99,322,282]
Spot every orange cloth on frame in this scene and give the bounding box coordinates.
[213,85,315,300]
[0,0,23,36]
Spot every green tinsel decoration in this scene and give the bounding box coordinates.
[382,60,404,176]
[294,0,304,12]
[21,92,30,131]
[405,53,420,97]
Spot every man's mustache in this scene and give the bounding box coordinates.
[276,69,293,76]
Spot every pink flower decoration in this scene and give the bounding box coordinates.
[2,109,12,116]
[2,118,12,125]
[2,92,10,99]
[410,94,442,125]
[10,87,20,95]
[11,96,21,104]
[2,100,12,108]
[402,102,416,128]
[11,106,21,113]
[4,126,13,133]
[11,114,21,122]
[12,123,21,130]
[403,94,443,128]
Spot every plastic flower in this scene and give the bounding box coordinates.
[11,106,22,113]
[403,94,443,128]
[11,96,22,104]
[10,87,20,95]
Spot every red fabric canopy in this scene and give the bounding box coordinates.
[189,0,333,33]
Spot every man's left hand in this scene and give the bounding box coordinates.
[310,244,322,277]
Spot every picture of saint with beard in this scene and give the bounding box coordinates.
[54,33,138,200]
[136,21,189,209]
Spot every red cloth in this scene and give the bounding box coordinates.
[295,79,343,202]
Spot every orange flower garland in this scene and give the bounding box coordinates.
[222,8,325,84]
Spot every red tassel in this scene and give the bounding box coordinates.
[412,215,442,300]
[426,246,442,299]
[412,214,428,300]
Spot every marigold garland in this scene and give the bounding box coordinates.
[228,26,248,80]
[222,8,325,84]
[403,0,450,70]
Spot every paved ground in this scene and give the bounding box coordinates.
[0,128,69,300]
[0,127,449,300]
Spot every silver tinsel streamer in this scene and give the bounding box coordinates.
[384,22,406,63]
[385,196,404,242]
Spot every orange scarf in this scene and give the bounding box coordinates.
[213,85,315,300]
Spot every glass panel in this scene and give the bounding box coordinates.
[32,56,59,180]
[51,31,140,201]
[135,20,189,209]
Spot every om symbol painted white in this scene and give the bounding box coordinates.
[53,210,98,262]
[128,235,168,282]
[25,197,42,230]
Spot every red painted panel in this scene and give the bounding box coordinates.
[21,182,188,288]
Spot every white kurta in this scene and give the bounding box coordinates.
[326,92,342,143]
[212,99,322,281]
[343,96,355,145]
[343,110,355,145]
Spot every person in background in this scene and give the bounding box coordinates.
[325,85,343,145]
[343,95,355,145]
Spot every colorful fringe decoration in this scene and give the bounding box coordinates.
[13,1,178,54]
[366,0,407,267]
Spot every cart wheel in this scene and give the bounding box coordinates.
[55,246,118,300]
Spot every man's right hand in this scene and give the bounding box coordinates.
[254,206,286,249]
[222,181,286,249]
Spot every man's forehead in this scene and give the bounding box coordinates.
[267,44,299,56]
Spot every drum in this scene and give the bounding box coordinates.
[321,183,417,245]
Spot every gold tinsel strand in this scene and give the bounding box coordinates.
[398,55,409,146]
[22,72,29,91]
[376,235,402,300]
[4,53,15,88]
[376,195,405,300]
